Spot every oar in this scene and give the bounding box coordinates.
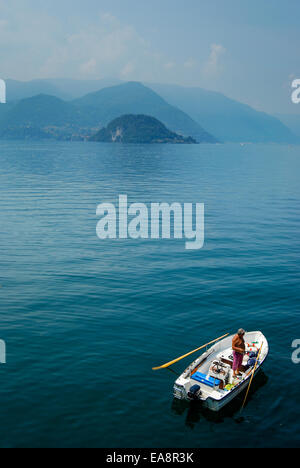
[240,342,263,412]
[152,333,229,371]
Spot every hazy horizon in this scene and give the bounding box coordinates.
[1,0,300,114]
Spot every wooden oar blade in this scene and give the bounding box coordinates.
[152,365,167,371]
[152,358,183,371]
[152,333,229,371]
[152,355,194,371]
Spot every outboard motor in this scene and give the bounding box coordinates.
[187,385,202,401]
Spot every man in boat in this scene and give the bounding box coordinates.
[232,329,246,377]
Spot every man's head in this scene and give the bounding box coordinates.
[238,328,246,336]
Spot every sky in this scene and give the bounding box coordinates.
[0,0,299,114]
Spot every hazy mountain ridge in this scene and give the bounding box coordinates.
[0,94,96,140]
[73,82,217,143]
[0,78,298,143]
[4,78,122,102]
[276,114,300,140]
[149,83,297,144]
[0,82,217,143]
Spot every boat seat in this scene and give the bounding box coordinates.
[192,371,221,388]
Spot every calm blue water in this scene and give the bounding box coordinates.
[0,140,300,448]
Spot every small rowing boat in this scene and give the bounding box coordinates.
[173,331,269,412]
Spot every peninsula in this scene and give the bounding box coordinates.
[90,114,198,144]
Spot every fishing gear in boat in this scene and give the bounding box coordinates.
[241,342,264,412]
[209,360,231,389]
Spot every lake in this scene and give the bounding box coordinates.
[0,140,299,448]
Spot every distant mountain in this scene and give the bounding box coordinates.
[5,79,71,102]
[276,114,300,140]
[74,82,217,143]
[2,79,295,144]
[0,94,96,140]
[0,82,217,142]
[46,78,122,99]
[0,102,14,120]
[90,114,197,144]
[0,94,79,127]
[149,83,297,143]
[4,78,122,102]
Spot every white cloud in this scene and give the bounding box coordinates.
[0,2,226,87]
[203,43,226,76]
[121,61,136,78]
[184,58,197,69]
[39,14,148,79]
[164,62,176,70]
[0,3,178,82]
[80,58,97,75]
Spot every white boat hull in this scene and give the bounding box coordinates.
[173,331,268,412]
[202,366,262,411]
